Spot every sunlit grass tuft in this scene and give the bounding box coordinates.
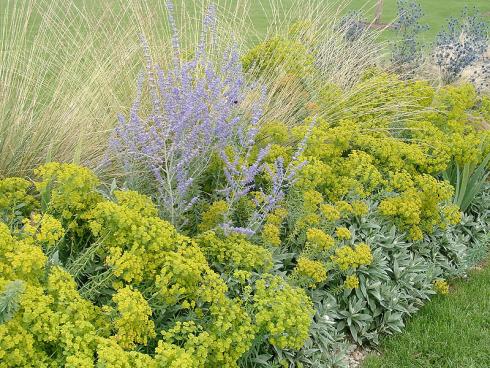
[0,0,251,178]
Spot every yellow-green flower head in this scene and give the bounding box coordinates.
[351,200,369,217]
[97,337,158,368]
[443,205,462,225]
[254,275,313,350]
[23,214,65,247]
[233,270,252,284]
[354,243,373,266]
[1,230,47,282]
[331,245,357,271]
[295,158,333,190]
[409,225,424,241]
[433,279,449,295]
[331,243,373,271]
[257,121,290,146]
[320,203,341,222]
[389,170,415,192]
[112,286,156,349]
[34,163,102,232]
[303,189,324,212]
[265,207,288,226]
[296,213,321,230]
[197,231,273,273]
[114,190,158,217]
[344,275,360,289]
[335,226,351,240]
[154,341,196,368]
[0,177,37,215]
[306,228,335,251]
[335,201,353,217]
[242,36,315,78]
[292,256,327,287]
[262,223,281,246]
[198,200,229,232]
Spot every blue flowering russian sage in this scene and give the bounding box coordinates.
[220,118,313,235]
[108,2,261,228]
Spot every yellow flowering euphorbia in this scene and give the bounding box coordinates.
[199,200,229,231]
[331,243,373,271]
[0,163,318,367]
[265,82,489,248]
[320,203,341,222]
[112,286,156,349]
[335,226,351,240]
[378,174,457,239]
[22,213,65,247]
[306,228,335,252]
[197,231,273,273]
[0,177,38,219]
[291,256,328,287]
[242,36,315,78]
[34,163,102,232]
[262,223,282,246]
[343,274,360,289]
[254,275,314,349]
[350,200,369,217]
[114,189,159,217]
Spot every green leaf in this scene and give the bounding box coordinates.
[444,150,490,212]
[0,280,25,324]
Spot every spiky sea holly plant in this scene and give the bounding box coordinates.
[391,0,429,74]
[338,11,366,42]
[433,6,488,83]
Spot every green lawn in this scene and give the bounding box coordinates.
[362,262,490,368]
[341,0,490,42]
[7,1,489,44]
[208,0,490,42]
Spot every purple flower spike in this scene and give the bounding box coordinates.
[107,2,265,229]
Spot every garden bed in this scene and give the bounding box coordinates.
[0,1,489,367]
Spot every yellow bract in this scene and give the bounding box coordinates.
[335,227,351,240]
[291,256,328,287]
[344,275,360,289]
[331,243,373,271]
[23,214,64,247]
[0,177,37,213]
[254,275,314,349]
[306,228,335,251]
[199,200,229,232]
[434,279,449,295]
[112,286,155,349]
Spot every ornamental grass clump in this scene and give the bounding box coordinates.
[0,0,258,179]
[0,0,143,177]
